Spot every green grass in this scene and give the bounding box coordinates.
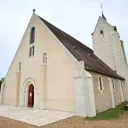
[88,101,128,120]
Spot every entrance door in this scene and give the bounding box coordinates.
[28,84,34,107]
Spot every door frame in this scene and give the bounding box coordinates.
[22,78,37,108]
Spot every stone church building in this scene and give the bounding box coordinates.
[1,10,128,117]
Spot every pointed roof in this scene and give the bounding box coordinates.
[102,11,107,21]
[38,15,124,80]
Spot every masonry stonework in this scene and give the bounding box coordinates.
[90,71,123,113]
[92,17,128,100]
[0,12,126,118]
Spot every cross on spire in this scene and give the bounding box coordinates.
[100,2,103,12]
[32,9,36,14]
[100,2,107,21]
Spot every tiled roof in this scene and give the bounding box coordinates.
[38,15,125,80]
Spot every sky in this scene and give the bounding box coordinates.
[0,0,128,78]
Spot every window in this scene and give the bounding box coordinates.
[99,76,103,91]
[30,27,35,44]
[29,47,32,57]
[29,27,35,57]
[113,26,117,31]
[29,46,35,57]
[100,30,104,34]
[43,53,47,64]
[31,46,34,56]
[112,79,115,90]
[18,62,21,71]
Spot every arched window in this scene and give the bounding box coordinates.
[30,27,35,44]
[29,47,32,57]
[112,79,115,90]
[29,46,35,57]
[98,76,103,91]
[43,53,47,64]
[31,46,35,56]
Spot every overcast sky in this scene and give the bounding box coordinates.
[0,0,128,78]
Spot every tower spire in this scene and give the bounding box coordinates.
[102,11,107,21]
[100,2,107,21]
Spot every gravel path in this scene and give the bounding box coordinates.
[0,113,128,128]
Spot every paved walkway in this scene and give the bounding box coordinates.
[0,105,75,126]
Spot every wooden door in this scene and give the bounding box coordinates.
[28,84,34,107]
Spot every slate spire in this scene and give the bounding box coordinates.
[102,11,107,21]
[100,2,107,21]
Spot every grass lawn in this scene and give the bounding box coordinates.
[88,101,128,120]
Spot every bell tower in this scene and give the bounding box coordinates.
[92,12,128,100]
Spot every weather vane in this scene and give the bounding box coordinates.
[100,1,103,12]
[100,1,107,20]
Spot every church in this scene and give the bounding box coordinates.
[0,10,128,117]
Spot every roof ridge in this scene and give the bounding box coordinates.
[38,15,93,53]
[38,15,124,80]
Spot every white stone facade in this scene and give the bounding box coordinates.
[0,13,96,118]
[92,17,128,100]
[0,13,126,119]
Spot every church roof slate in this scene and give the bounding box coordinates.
[38,15,125,80]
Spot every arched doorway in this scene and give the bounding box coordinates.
[28,84,34,107]
[22,78,37,108]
